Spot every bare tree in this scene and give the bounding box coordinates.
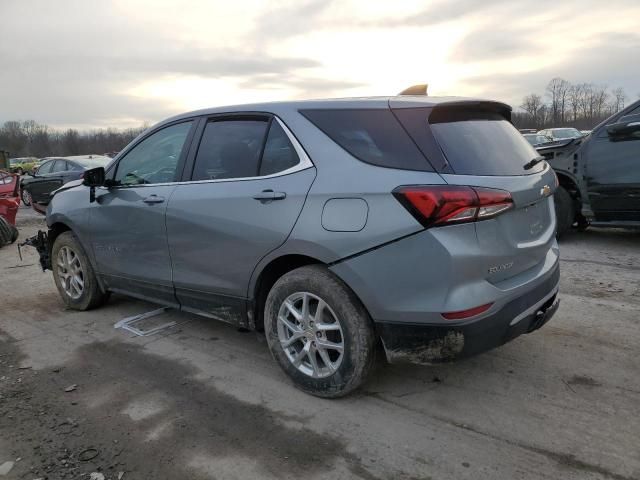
[512,78,632,130]
[0,120,146,158]
[520,93,544,128]
[568,84,583,122]
[546,77,571,125]
[610,87,627,113]
[591,85,609,118]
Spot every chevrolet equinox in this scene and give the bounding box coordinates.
[28,95,560,397]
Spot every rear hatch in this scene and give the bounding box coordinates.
[392,101,558,284]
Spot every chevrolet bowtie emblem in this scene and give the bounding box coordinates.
[540,185,551,197]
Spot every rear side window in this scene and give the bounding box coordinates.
[51,160,67,173]
[37,161,53,174]
[300,109,433,171]
[259,121,299,176]
[428,109,543,176]
[192,120,268,181]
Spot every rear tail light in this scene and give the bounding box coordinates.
[78,172,85,179]
[393,185,513,227]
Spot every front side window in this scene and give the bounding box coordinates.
[192,120,268,181]
[115,121,192,186]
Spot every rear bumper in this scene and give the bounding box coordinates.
[376,263,559,364]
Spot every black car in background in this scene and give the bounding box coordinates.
[20,155,111,209]
[537,99,640,235]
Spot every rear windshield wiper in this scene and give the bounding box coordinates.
[523,156,545,170]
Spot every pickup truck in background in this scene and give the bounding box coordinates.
[537,99,640,235]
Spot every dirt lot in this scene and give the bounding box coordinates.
[1,206,639,480]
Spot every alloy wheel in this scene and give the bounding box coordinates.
[277,292,345,378]
[57,246,84,299]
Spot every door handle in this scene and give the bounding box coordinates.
[143,195,165,204]
[253,189,286,202]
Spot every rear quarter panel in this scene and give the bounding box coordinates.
[248,107,444,296]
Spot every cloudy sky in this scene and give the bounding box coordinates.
[1,0,639,130]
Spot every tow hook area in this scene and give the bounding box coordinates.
[527,296,560,333]
[18,230,51,271]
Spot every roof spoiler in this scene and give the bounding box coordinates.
[398,84,428,96]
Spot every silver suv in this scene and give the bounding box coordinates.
[31,96,560,397]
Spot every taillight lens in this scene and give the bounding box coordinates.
[442,302,493,320]
[394,185,513,227]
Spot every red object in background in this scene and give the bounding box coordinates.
[0,170,21,225]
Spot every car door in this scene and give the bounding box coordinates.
[166,115,315,320]
[26,159,67,205]
[585,104,640,222]
[88,120,196,305]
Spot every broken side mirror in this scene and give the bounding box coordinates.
[83,167,105,187]
[83,167,106,203]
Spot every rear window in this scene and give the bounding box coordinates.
[300,109,433,171]
[428,109,544,176]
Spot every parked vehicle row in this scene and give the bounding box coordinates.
[23,94,560,397]
[9,157,40,175]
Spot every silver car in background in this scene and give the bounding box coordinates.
[31,95,560,397]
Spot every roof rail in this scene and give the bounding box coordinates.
[398,84,428,96]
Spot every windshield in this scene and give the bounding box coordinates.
[553,128,581,139]
[77,156,112,169]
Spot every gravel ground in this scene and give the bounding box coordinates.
[0,205,638,479]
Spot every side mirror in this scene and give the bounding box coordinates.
[606,113,640,139]
[83,167,105,187]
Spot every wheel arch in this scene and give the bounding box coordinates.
[555,170,581,201]
[48,221,72,247]
[250,254,323,331]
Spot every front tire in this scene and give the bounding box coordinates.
[264,265,377,398]
[52,231,108,310]
[554,186,574,237]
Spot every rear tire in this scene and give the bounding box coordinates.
[554,186,574,237]
[21,188,32,207]
[52,231,108,310]
[264,265,377,398]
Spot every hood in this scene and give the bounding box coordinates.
[51,179,84,197]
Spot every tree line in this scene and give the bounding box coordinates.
[0,120,147,158]
[513,78,632,130]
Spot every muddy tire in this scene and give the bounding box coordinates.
[51,231,108,310]
[554,186,574,237]
[0,216,18,246]
[21,188,32,207]
[264,265,377,398]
